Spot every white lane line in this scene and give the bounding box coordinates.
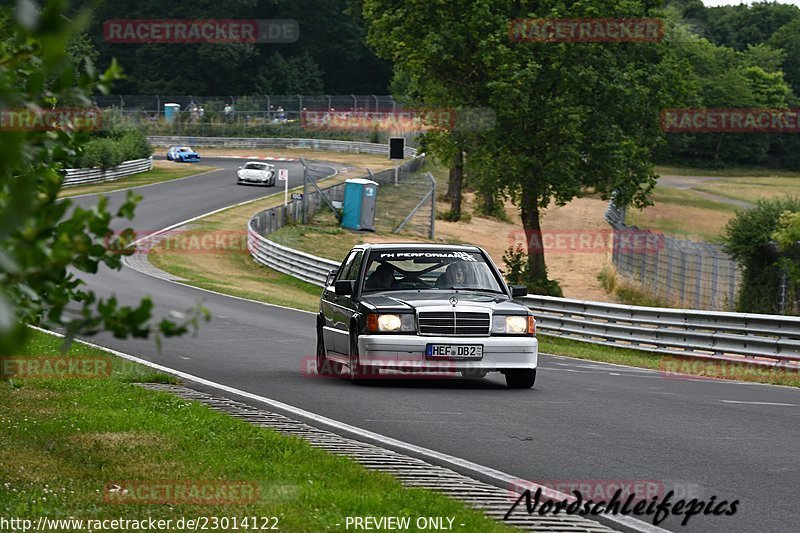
[720,400,797,407]
[29,325,665,533]
[61,167,222,200]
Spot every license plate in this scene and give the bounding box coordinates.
[426,344,483,359]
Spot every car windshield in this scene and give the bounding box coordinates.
[244,163,269,170]
[362,249,504,293]
[177,147,191,152]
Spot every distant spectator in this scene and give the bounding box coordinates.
[224,104,233,122]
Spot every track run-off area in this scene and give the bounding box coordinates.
[69,156,800,533]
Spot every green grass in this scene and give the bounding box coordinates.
[538,335,800,388]
[59,163,217,197]
[268,212,364,262]
[626,186,738,242]
[655,165,800,178]
[693,177,800,205]
[1,329,515,531]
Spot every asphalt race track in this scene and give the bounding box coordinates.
[70,157,800,533]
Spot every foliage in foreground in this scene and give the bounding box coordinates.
[0,1,206,356]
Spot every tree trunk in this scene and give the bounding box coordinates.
[450,149,464,219]
[520,187,546,281]
[483,190,495,216]
[446,166,456,200]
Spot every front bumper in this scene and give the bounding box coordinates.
[358,334,537,371]
[238,176,273,185]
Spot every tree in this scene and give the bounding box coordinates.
[361,0,497,221]
[702,1,800,51]
[0,0,207,356]
[769,19,800,97]
[362,1,678,293]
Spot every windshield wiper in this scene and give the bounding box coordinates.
[437,286,504,294]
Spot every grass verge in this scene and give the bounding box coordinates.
[59,161,217,198]
[627,186,739,242]
[1,329,515,531]
[655,165,800,178]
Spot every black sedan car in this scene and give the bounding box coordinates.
[316,243,538,388]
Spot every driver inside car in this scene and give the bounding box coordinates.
[436,261,468,287]
[365,263,396,290]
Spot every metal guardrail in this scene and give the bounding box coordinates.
[62,157,153,187]
[248,232,338,286]
[521,294,800,366]
[148,136,418,158]
[248,233,800,366]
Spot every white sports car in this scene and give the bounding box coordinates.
[236,161,276,186]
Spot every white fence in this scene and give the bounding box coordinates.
[62,157,153,187]
[148,136,418,158]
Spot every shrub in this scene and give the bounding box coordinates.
[437,209,471,222]
[502,243,563,297]
[723,197,800,313]
[117,130,153,161]
[80,138,124,169]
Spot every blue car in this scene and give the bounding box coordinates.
[166,146,201,162]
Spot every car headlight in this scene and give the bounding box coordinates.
[367,313,415,333]
[492,315,535,335]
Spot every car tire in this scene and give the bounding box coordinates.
[349,329,375,384]
[505,369,536,389]
[316,318,340,376]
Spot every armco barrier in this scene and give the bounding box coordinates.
[522,294,800,366]
[247,148,426,281]
[248,234,800,366]
[62,157,153,187]
[148,136,418,159]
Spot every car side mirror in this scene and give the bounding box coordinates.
[335,280,355,296]
[511,285,528,297]
[325,269,337,286]
[238,166,243,170]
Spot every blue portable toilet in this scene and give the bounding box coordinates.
[341,178,379,231]
[164,103,180,123]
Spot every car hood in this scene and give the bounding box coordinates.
[360,290,525,313]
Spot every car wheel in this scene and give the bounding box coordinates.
[460,369,488,379]
[349,329,375,384]
[316,318,340,376]
[505,369,536,389]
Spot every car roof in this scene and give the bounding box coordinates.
[355,243,483,253]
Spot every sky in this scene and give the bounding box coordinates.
[702,0,800,5]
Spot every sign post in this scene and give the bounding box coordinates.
[278,168,289,206]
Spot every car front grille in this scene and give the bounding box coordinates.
[417,311,490,336]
